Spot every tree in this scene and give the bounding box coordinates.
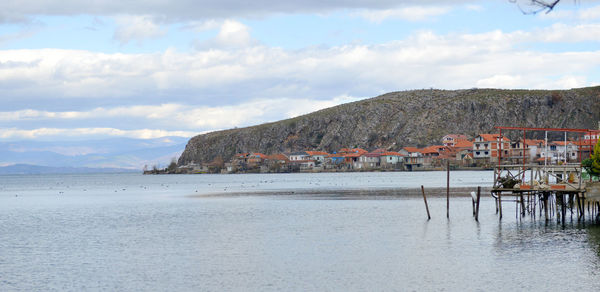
[582,138,600,179]
[509,0,563,14]
[167,157,178,173]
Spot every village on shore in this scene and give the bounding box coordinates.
[152,131,600,174]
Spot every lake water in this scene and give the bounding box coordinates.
[1,172,600,291]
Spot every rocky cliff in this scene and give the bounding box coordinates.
[179,87,600,165]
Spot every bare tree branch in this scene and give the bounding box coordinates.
[509,0,563,14]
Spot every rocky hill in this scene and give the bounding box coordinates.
[179,87,600,165]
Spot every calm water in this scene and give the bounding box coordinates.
[1,172,600,291]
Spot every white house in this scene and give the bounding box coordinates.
[442,134,468,147]
[288,151,310,161]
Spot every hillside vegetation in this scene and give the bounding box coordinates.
[179,87,600,165]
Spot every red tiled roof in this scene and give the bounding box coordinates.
[421,145,446,154]
[478,134,510,142]
[403,147,421,153]
[344,153,362,158]
[352,148,368,154]
[306,151,329,156]
[453,140,473,148]
[551,141,575,146]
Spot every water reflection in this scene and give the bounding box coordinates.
[587,225,600,258]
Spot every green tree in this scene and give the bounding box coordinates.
[583,138,600,179]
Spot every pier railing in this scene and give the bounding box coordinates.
[493,164,584,193]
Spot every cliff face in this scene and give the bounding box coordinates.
[179,87,600,165]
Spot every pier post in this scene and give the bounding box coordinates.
[498,192,503,220]
[544,193,549,221]
[446,160,450,219]
[520,194,525,217]
[475,186,481,222]
[421,185,431,220]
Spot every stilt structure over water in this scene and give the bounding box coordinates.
[491,126,600,223]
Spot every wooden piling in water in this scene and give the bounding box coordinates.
[520,194,525,217]
[498,192,503,220]
[446,161,450,219]
[475,186,481,222]
[421,185,431,220]
[544,193,549,221]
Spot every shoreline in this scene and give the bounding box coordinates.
[188,186,492,199]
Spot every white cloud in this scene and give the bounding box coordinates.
[0,127,197,140]
[2,22,600,141]
[0,1,471,23]
[113,15,166,44]
[0,95,363,133]
[195,20,257,49]
[1,24,598,105]
[355,6,451,22]
[539,4,600,21]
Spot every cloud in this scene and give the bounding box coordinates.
[1,23,599,106]
[355,6,452,22]
[0,127,197,140]
[0,1,472,23]
[0,95,363,134]
[2,22,600,140]
[113,15,167,44]
[539,4,600,21]
[194,20,257,49]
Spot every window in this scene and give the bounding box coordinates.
[485,151,489,155]
[476,151,480,155]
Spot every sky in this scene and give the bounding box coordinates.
[1,0,600,143]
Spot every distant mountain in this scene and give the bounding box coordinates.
[0,164,138,175]
[0,137,189,170]
[179,86,600,165]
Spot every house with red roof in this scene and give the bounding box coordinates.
[442,134,468,147]
[357,151,382,169]
[380,151,404,169]
[401,147,425,170]
[539,141,579,164]
[306,151,329,163]
[473,134,510,162]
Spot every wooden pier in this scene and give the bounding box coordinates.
[491,164,599,223]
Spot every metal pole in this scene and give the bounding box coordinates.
[564,132,567,163]
[523,129,526,181]
[499,129,503,167]
[545,131,548,168]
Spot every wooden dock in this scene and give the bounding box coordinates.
[491,164,598,223]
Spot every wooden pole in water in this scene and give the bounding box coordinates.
[421,185,431,220]
[446,160,450,219]
[498,192,503,220]
[544,193,549,221]
[475,186,481,222]
[520,194,526,217]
